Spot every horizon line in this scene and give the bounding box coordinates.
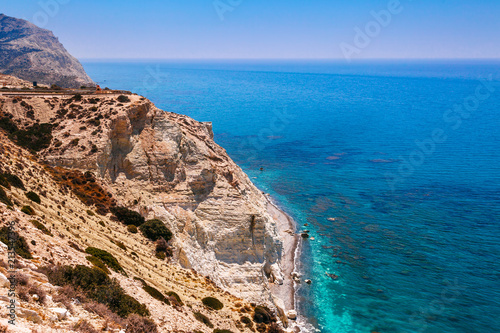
[80,57,500,62]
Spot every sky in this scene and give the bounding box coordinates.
[1,0,500,60]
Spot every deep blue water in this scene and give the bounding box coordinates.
[83,60,500,333]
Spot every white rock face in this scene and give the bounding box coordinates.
[40,96,285,304]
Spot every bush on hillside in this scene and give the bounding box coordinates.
[12,123,54,152]
[31,220,52,236]
[21,205,35,215]
[194,311,213,328]
[0,227,32,259]
[110,206,145,226]
[46,265,149,318]
[134,278,170,305]
[0,187,12,206]
[166,291,183,306]
[139,219,172,242]
[202,297,224,311]
[86,255,110,275]
[25,191,41,204]
[127,225,138,233]
[117,95,130,103]
[1,173,25,190]
[84,247,124,273]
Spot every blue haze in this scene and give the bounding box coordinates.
[84,60,500,333]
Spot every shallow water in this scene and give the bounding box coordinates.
[84,60,500,333]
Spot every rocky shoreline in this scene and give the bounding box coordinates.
[266,195,301,328]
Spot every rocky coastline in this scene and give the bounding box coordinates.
[0,74,303,332]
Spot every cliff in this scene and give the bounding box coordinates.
[0,14,94,88]
[0,76,299,332]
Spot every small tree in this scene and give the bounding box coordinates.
[117,95,130,103]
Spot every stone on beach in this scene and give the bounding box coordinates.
[286,310,298,320]
[305,279,312,284]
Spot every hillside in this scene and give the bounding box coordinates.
[0,76,300,332]
[0,14,94,88]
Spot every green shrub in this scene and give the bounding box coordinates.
[127,225,138,233]
[0,187,12,206]
[194,311,213,328]
[46,265,149,318]
[166,291,183,306]
[155,251,166,260]
[86,210,95,216]
[110,206,145,226]
[0,115,18,133]
[86,255,110,274]
[12,123,53,152]
[72,94,83,102]
[21,205,35,215]
[0,227,32,259]
[135,278,170,305]
[116,241,126,250]
[202,297,223,311]
[25,191,41,204]
[31,220,52,236]
[84,247,124,273]
[117,95,130,103]
[1,173,25,190]
[213,330,234,333]
[139,219,172,242]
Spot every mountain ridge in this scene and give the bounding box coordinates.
[0,14,94,88]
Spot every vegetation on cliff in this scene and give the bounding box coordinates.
[46,265,149,317]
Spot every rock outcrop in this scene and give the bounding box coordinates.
[0,76,298,331]
[7,91,285,304]
[0,14,94,88]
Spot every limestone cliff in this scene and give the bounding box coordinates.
[0,77,296,332]
[0,14,94,88]
[0,81,293,309]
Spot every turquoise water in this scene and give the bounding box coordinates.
[83,60,500,333]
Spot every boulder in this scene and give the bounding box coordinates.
[286,310,297,320]
[18,308,42,323]
[50,307,68,320]
[270,263,284,285]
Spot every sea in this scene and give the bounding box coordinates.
[83,59,500,333]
